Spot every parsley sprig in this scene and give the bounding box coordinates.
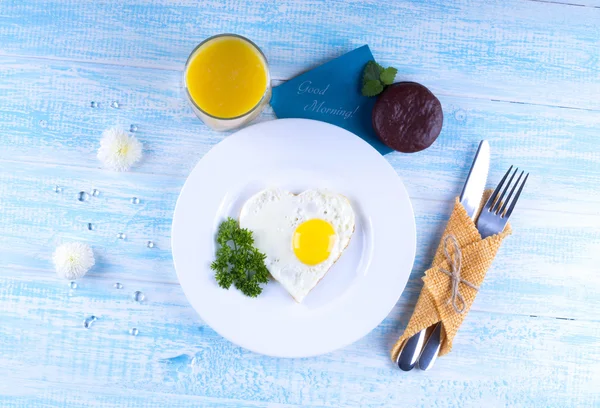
[361,60,398,97]
[211,218,269,298]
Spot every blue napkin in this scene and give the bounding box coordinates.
[270,45,393,155]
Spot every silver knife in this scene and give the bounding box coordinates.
[397,140,490,371]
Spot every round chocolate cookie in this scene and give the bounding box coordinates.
[372,82,443,153]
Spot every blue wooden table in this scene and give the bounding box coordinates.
[1,1,599,406]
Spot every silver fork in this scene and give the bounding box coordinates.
[476,165,529,239]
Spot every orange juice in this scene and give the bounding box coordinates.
[184,35,270,129]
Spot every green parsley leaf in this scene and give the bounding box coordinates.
[362,79,384,97]
[380,67,398,86]
[211,217,269,298]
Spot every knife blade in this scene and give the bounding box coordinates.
[397,140,490,371]
[460,140,490,218]
[417,140,490,371]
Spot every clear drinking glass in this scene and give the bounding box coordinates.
[183,34,272,131]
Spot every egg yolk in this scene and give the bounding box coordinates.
[292,219,336,266]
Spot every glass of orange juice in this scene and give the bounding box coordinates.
[184,34,271,131]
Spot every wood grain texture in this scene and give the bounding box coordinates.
[528,0,600,7]
[0,0,599,110]
[1,269,598,407]
[1,57,599,216]
[2,160,599,320]
[1,0,599,406]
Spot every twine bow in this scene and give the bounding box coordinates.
[439,235,479,314]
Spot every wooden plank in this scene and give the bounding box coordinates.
[1,159,599,319]
[0,1,599,109]
[1,57,599,216]
[0,382,300,408]
[0,161,182,282]
[528,0,600,7]
[0,269,598,407]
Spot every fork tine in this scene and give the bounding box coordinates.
[505,173,529,219]
[499,170,524,216]
[492,167,518,214]
[485,165,513,211]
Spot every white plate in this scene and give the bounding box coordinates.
[172,119,416,357]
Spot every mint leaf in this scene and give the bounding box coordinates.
[380,67,398,86]
[362,79,384,97]
[361,60,398,97]
[362,61,384,84]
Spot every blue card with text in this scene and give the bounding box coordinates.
[270,45,393,155]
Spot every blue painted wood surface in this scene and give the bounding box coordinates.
[1,0,599,406]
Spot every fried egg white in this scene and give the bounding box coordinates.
[239,188,355,303]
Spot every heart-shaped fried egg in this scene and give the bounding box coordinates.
[239,188,355,302]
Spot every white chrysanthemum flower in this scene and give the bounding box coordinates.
[53,242,95,280]
[97,127,143,171]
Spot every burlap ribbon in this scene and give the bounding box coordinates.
[391,194,511,362]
